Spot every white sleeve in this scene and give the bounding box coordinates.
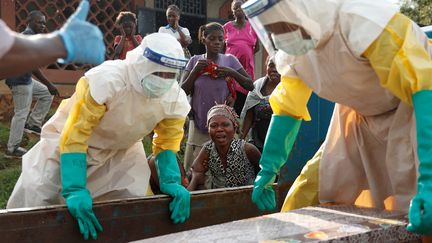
[158,27,169,34]
[182,27,191,38]
[0,20,15,59]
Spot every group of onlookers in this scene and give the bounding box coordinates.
[112,1,281,191]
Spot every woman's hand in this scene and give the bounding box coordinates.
[130,22,136,36]
[226,94,235,107]
[192,59,209,74]
[216,66,234,79]
[119,25,126,37]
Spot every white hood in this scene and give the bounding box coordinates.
[86,33,187,98]
[243,0,398,57]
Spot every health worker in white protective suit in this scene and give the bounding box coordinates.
[7,33,191,240]
[242,0,432,235]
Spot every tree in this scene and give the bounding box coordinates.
[399,0,432,26]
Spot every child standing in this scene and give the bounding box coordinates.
[113,11,142,60]
[181,22,254,178]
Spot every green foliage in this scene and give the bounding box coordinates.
[142,135,153,156]
[400,0,432,26]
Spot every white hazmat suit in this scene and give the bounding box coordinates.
[7,33,190,207]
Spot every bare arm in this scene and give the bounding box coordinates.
[0,33,66,79]
[254,39,260,54]
[113,36,126,59]
[226,93,235,107]
[241,108,254,139]
[181,59,208,95]
[177,28,192,48]
[181,70,196,95]
[113,27,127,60]
[131,36,140,48]
[33,69,59,96]
[130,24,140,48]
[187,147,210,191]
[217,66,254,91]
[244,142,261,175]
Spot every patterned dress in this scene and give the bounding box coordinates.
[252,97,273,152]
[204,139,255,189]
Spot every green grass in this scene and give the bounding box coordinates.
[0,167,21,208]
[0,122,40,208]
[0,123,10,146]
[142,135,153,155]
[0,102,88,208]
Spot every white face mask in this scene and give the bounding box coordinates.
[140,74,176,97]
[271,29,315,56]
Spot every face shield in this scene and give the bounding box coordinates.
[242,0,321,56]
[124,33,187,98]
[140,47,187,98]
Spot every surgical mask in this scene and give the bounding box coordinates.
[140,74,176,98]
[271,29,315,56]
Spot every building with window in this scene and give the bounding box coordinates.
[0,0,264,96]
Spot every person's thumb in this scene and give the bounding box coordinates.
[69,0,89,22]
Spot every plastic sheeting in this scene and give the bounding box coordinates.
[137,205,420,242]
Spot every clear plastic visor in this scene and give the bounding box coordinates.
[242,0,319,56]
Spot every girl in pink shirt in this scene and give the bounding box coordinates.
[223,0,259,115]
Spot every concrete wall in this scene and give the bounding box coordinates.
[146,0,155,8]
[207,0,226,19]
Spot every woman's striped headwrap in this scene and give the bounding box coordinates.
[207,104,239,128]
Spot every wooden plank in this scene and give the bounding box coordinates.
[0,186,278,242]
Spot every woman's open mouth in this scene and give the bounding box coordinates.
[214,133,227,143]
